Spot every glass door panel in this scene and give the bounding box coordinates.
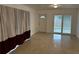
[63,16,71,34]
[54,15,62,33]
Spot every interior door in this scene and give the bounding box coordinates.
[39,15,47,32]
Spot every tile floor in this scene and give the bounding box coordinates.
[15,32,79,54]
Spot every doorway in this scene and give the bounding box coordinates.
[54,15,71,34]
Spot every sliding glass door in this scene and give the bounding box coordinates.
[54,15,62,33]
[54,15,71,34]
[63,16,71,34]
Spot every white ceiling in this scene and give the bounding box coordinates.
[25,4,79,10]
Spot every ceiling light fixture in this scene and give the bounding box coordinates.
[49,4,61,8]
[53,5,58,8]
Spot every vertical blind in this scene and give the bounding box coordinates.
[0,5,30,42]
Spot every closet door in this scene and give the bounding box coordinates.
[39,15,47,32]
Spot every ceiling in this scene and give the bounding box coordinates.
[25,4,79,10]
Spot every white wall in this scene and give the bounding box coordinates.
[2,4,39,36]
[38,8,77,35]
[76,9,79,38]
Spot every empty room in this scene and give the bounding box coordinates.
[0,4,79,54]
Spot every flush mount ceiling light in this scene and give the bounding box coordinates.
[53,5,58,8]
[49,4,61,8]
[40,15,46,19]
